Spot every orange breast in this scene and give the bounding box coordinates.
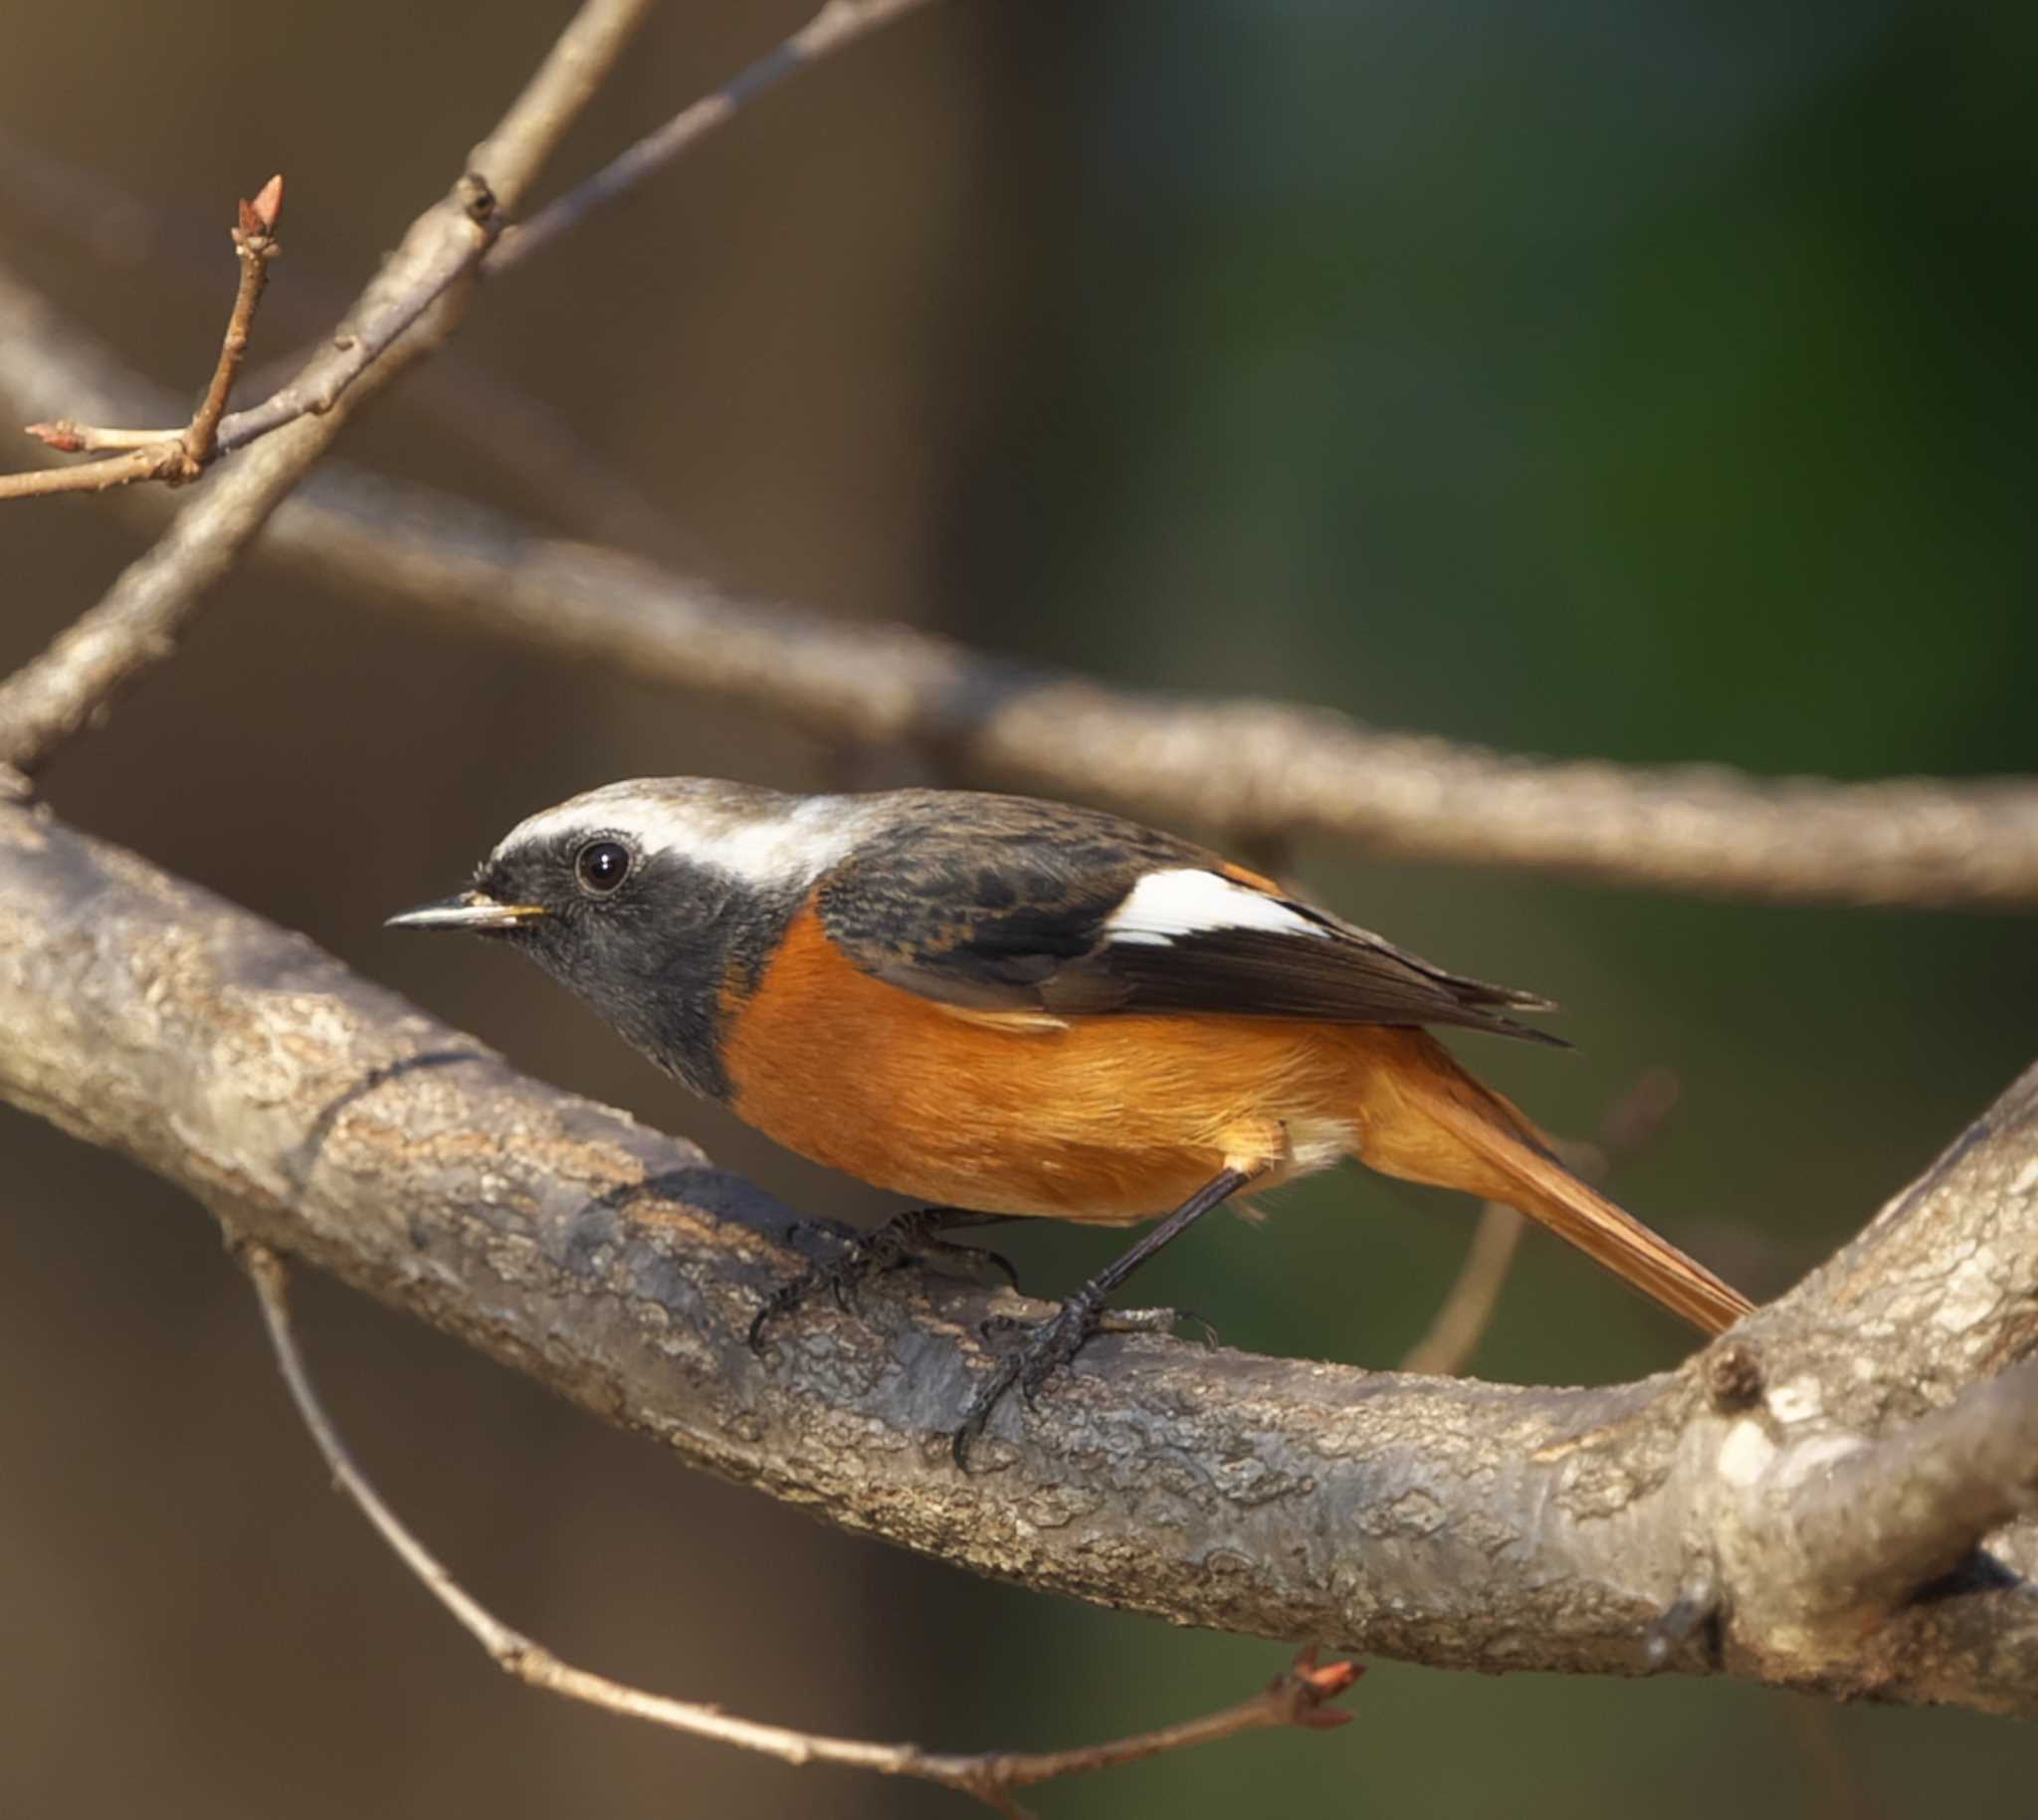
[720,903,1373,1223]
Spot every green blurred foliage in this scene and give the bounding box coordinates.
[927,3,2037,1813]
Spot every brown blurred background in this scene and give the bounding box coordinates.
[3,2,2035,1815]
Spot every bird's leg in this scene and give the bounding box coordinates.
[952,1166,1255,1470]
[748,1206,1023,1352]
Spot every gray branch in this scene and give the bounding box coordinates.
[3,263,2035,908]
[3,801,2034,1714]
[1790,1361,2038,1617]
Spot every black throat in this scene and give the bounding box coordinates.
[510,851,803,1105]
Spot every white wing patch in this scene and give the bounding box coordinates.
[1104,869,1327,947]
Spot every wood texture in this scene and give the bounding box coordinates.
[2,803,2034,1712]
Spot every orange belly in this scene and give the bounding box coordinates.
[721,904,1378,1223]
[722,905,1755,1335]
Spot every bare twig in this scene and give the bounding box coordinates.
[245,1243,1358,1817]
[4,808,2035,1713]
[0,440,179,501]
[1398,1202,1524,1376]
[181,175,284,463]
[3,0,932,504]
[1402,1071,1688,1376]
[490,0,942,275]
[0,176,282,503]
[0,0,658,777]
[22,421,185,452]
[192,0,659,460]
[0,136,677,543]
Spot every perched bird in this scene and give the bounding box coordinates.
[390,777,1751,1461]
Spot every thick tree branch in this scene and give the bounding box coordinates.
[201,508,2038,912]
[2,803,2033,1715]
[2,259,2030,904]
[1788,1360,2038,1618]
[249,1235,1357,1818]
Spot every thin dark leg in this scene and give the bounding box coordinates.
[748,1206,1024,1353]
[952,1166,1257,1470]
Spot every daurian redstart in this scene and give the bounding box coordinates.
[391,777,1751,1461]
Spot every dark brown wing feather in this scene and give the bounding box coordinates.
[815,789,1564,1044]
[1053,919,1566,1044]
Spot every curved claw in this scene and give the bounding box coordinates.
[748,1279,810,1354]
[753,1206,1019,1360]
[951,1292,1104,1461]
[976,1248,1021,1292]
[952,1354,1024,1472]
[1178,1310,1220,1349]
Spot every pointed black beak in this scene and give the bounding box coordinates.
[385,892,546,933]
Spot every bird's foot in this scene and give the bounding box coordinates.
[748,1205,1020,1353]
[950,1297,1216,1471]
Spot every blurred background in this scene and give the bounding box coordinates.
[3,1,2034,1814]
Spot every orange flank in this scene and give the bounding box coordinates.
[723,903,1751,1336]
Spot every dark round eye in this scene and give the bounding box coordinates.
[574,839,632,896]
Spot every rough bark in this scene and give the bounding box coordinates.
[2,802,2033,1713]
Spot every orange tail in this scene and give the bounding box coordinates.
[1348,1030,1752,1335]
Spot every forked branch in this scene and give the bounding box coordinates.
[0,175,283,503]
[0,0,661,778]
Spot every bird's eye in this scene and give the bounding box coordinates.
[574,839,632,896]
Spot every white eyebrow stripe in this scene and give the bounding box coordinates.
[1104,869,1326,946]
[702,800,865,885]
[495,786,869,891]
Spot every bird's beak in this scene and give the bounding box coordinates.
[385,892,546,933]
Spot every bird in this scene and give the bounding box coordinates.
[389,776,1752,1463]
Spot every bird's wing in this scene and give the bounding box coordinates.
[813,792,1564,1044]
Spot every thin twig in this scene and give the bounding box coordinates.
[242,1244,1359,1817]
[0,137,676,543]
[219,0,935,440]
[4,0,928,501]
[1401,1070,1686,1375]
[21,420,183,452]
[193,0,659,459]
[490,0,941,275]
[1399,1201,1524,1376]
[0,443,179,501]
[0,176,281,503]
[181,175,284,463]
[0,0,658,777]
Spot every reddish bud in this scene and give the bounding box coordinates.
[242,174,285,236]
[1279,1646,1363,1727]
